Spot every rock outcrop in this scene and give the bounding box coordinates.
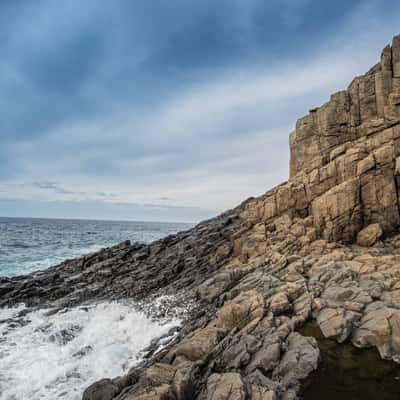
[242,35,400,245]
[3,35,400,400]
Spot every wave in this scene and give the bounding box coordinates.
[0,300,180,400]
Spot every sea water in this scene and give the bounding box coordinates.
[0,217,191,276]
[0,217,192,400]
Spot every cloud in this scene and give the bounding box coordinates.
[1,0,400,221]
[32,181,72,194]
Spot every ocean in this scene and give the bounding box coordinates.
[0,217,192,277]
[0,217,192,400]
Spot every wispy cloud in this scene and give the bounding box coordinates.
[32,181,72,194]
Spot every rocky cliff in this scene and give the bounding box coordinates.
[243,34,400,244]
[2,35,400,400]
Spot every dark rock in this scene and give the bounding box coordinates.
[82,379,120,400]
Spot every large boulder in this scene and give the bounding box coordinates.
[273,332,319,387]
[316,307,358,343]
[352,305,400,362]
[356,223,383,246]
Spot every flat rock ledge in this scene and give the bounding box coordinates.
[3,34,400,400]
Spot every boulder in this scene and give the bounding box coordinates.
[352,306,400,362]
[125,385,174,400]
[144,363,177,386]
[82,379,120,400]
[175,326,224,362]
[246,337,281,374]
[219,334,261,369]
[205,373,246,400]
[269,292,290,315]
[273,332,319,387]
[217,290,265,331]
[356,223,383,246]
[316,307,358,342]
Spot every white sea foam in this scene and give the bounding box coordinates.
[0,301,180,400]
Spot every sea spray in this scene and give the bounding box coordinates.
[0,300,181,400]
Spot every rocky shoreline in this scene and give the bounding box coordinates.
[3,34,400,399]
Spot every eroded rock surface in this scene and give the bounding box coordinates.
[3,35,400,400]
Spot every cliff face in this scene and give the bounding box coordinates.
[3,35,400,400]
[239,34,400,245]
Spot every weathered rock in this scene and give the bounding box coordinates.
[219,334,261,369]
[316,307,357,343]
[175,326,225,362]
[217,290,265,331]
[125,384,174,400]
[246,336,281,374]
[273,332,319,387]
[250,386,276,400]
[144,364,177,386]
[204,373,246,400]
[269,292,290,315]
[82,379,120,400]
[352,305,400,362]
[357,223,383,246]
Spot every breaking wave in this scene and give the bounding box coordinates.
[0,301,180,400]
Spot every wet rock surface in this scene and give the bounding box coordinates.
[3,35,400,399]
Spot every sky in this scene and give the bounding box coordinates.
[1,0,400,222]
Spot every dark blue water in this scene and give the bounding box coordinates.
[0,217,192,277]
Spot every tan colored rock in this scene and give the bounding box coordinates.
[312,178,361,242]
[381,44,392,71]
[330,144,347,161]
[250,386,276,400]
[219,334,261,369]
[392,34,400,78]
[274,214,292,232]
[374,144,394,166]
[356,224,383,246]
[145,363,177,386]
[126,384,174,400]
[196,269,246,302]
[316,307,357,343]
[269,292,290,315]
[352,306,400,362]
[217,290,265,331]
[395,156,400,175]
[205,373,246,400]
[290,222,305,237]
[382,289,400,305]
[356,154,375,175]
[175,326,224,362]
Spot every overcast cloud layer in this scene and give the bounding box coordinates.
[1,1,400,222]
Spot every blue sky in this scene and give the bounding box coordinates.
[1,0,400,222]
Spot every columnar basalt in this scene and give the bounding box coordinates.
[2,35,400,400]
